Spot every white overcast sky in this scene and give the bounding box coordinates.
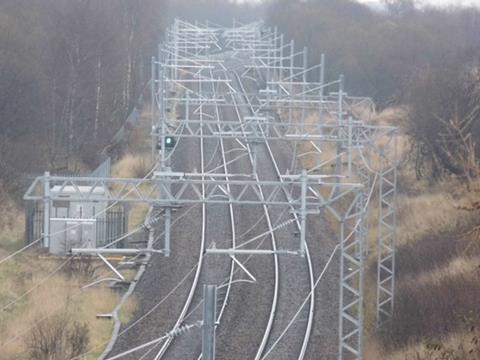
[358,0,480,6]
[239,0,480,7]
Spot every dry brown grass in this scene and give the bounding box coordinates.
[126,111,153,155]
[354,106,480,359]
[0,191,25,254]
[0,108,151,359]
[366,242,480,359]
[119,295,138,324]
[112,152,153,179]
[0,254,120,359]
[365,176,480,353]
[396,190,474,245]
[128,202,150,231]
[402,255,480,288]
[111,109,155,233]
[383,269,480,348]
[387,328,480,360]
[372,107,408,127]
[293,106,480,359]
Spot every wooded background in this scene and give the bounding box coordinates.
[0,0,263,196]
[1,0,480,196]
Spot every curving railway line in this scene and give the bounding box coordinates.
[107,27,333,360]
[156,59,282,360]
[230,66,316,360]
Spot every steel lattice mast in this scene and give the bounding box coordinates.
[25,18,398,360]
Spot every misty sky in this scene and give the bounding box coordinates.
[240,0,480,7]
[358,0,480,6]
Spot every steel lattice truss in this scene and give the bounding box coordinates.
[24,173,361,209]
[25,18,398,360]
[376,136,397,325]
[155,19,399,360]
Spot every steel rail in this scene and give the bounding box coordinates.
[225,69,281,360]
[196,63,280,360]
[155,66,239,360]
[153,76,209,360]
[208,68,236,327]
[233,70,316,360]
[193,66,243,360]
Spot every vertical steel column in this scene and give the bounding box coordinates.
[376,133,397,324]
[163,168,172,257]
[316,53,326,169]
[299,169,307,256]
[159,66,166,170]
[289,40,294,125]
[355,158,371,259]
[319,53,325,112]
[174,20,179,81]
[253,144,258,175]
[347,116,353,177]
[202,285,217,360]
[43,171,51,248]
[151,56,156,162]
[301,47,308,133]
[280,34,284,82]
[164,207,171,257]
[265,29,271,87]
[336,74,345,177]
[339,190,365,360]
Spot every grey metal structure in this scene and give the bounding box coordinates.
[202,285,217,360]
[201,20,398,359]
[24,172,363,257]
[376,134,397,325]
[24,18,398,360]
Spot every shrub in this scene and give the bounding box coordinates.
[27,313,89,360]
[381,271,480,350]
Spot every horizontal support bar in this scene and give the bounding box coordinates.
[71,248,164,255]
[206,249,299,255]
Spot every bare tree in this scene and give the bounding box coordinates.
[407,62,480,180]
[27,313,89,360]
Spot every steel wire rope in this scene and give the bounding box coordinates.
[228,68,281,360]
[234,69,316,360]
[260,244,339,360]
[68,256,203,359]
[153,59,239,360]
[152,67,209,360]
[1,137,198,345]
[260,171,378,359]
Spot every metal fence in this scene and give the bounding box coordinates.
[96,207,128,248]
[25,203,127,249]
[25,201,43,246]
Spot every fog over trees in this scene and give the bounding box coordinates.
[0,0,262,196]
[267,0,480,179]
[1,0,479,193]
[0,0,169,192]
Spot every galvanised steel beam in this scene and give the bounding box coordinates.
[156,116,394,145]
[24,173,362,209]
[376,133,398,325]
[338,192,366,360]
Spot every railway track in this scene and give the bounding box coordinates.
[154,56,316,359]
[154,64,239,359]
[216,66,281,360]
[230,65,316,360]
[107,53,317,360]
[154,60,280,360]
[150,77,210,359]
